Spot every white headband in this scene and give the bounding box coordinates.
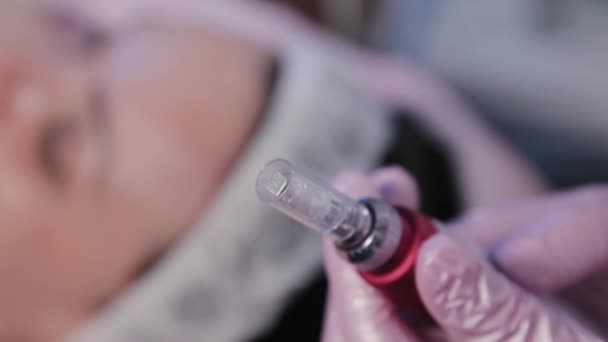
[71,44,392,342]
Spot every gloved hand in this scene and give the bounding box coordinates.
[322,167,605,341]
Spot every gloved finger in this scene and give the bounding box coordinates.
[416,234,601,341]
[450,187,605,252]
[450,195,563,249]
[331,171,381,200]
[491,186,608,294]
[322,171,421,342]
[324,240,421,342]
[370,166,420,209]
[321,293,346,342]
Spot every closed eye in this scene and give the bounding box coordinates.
[39,81,111,188]
[42,6,109,61]
[39,116,80,185]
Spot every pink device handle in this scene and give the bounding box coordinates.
[359,208,437,315]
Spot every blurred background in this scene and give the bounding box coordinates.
[2,1,607,341]
[273,0,608,188]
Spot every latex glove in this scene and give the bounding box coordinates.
[322,168,604,341]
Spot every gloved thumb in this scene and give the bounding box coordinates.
[416,234,601,341]
[322,170,420,342]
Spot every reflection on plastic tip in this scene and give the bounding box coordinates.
[256,159,370,242]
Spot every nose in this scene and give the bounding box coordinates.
[1,82,47,135]
[0,58,53,151]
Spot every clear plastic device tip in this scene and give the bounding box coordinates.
[256,159,372,243]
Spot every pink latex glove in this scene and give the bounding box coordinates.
[322,168,605,341]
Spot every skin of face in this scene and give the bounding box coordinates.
[0,4,271,340]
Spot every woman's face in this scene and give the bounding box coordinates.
[0,4,270,339]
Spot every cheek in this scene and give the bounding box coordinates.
[98,30,254,238]
[103,77,218,245]
[0,200,148,318]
